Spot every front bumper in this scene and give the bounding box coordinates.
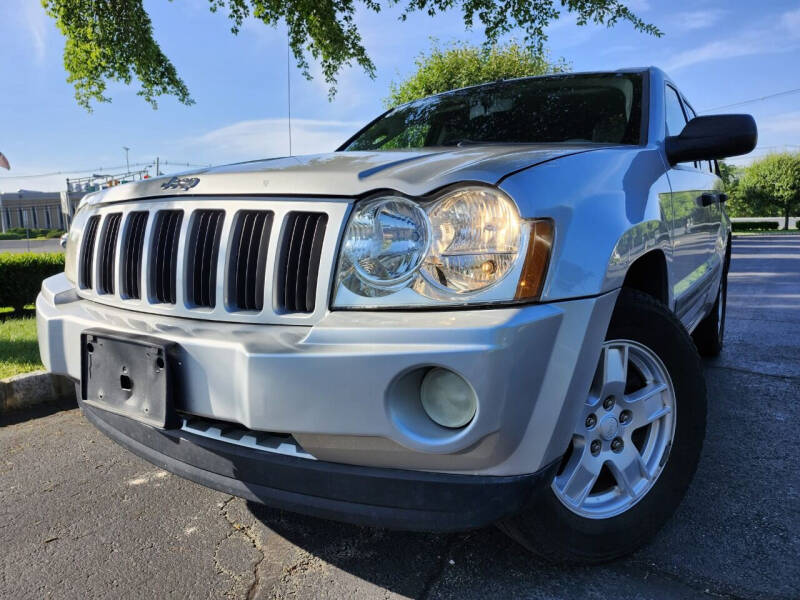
[37,273,617,476]
[82,400,559,530]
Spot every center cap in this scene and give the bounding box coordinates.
[598,415,620,441]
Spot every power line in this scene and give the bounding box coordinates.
[0,160,211,180]
[700,87,800,112]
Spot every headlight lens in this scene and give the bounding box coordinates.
[420,187,520,293]
[339,196,431,294]
[334,186,553,307]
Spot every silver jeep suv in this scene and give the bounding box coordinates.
[37,67,756,563]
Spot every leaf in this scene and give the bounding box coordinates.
[43,0,658,110]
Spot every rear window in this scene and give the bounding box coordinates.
[342,73,645,150]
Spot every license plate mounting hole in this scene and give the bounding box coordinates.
[120,374,133,391]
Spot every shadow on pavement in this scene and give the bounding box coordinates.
[0,395,77,427]
[242,501,684,598]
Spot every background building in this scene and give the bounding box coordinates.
[0,169,151,233]
[0,189,83,232]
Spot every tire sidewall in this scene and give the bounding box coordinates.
[717,266,728,346]
[524,292,707,561]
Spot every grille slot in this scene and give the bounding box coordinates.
[121,212,148,299]
[186,210,225,308]
[228,210,273,311]
[150,210,183,304]
[277,212,327,313]
[79,215,101,289]
[97,213,122,295]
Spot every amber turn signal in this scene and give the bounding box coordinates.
[515,219,554,301]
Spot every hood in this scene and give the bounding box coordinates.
[96,144,608,203]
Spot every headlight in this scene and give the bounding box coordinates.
[333,186,553,308]
[339,196,431,292]
[420,187,521,294]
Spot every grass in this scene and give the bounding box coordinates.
[0,317,42,379]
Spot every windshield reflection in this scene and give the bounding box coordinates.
[343,73,644,151]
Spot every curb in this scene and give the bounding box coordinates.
[0,370,76,414]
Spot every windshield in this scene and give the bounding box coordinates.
[342,73,644,151]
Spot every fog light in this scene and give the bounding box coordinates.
[420,368,477,428]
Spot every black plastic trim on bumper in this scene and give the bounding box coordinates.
[81,400,559,532]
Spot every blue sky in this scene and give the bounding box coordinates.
[0,0,798,192]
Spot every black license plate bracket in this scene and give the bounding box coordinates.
[81,329,179,429]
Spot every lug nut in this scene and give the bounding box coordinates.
[603,396,615,410]
[611,437,624,453]
[590,440,601,456]
[620,410,632,425]
[585,414,597,429]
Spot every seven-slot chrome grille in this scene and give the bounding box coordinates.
[75,198,350,325]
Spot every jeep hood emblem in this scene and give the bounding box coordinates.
[161,176,200,191]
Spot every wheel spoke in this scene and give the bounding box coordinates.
[625,382,670,429]
[607,445,648,498]
[599,345,628,399]
[553,446,601,508]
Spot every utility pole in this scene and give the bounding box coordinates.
[155,157,160,176]
[123,146,130,174]
[287,32,292,156]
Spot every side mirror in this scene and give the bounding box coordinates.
[665,114,757,165]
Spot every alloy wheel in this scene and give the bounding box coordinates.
[551,340,677,519]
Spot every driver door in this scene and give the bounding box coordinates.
[664,85,722,328]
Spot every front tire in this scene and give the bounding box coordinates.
[498,290,707,564]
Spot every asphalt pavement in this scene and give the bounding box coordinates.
[1,234,798,599]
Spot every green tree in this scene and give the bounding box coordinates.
[738,153,800,229]
[42,0,660,110]
[385,41,570,108]
[718,161,749,217]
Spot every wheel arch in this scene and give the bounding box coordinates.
[621,249,670,306]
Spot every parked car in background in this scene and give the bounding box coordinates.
[37,67,756,563]
[60,233,68,248]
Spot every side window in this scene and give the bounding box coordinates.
[682,99,707,171]
[665,86,688,137]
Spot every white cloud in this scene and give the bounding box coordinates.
[782,7,800,30]
[192,117,366,160]
[665,8,800,71]
[623,0,651,12]
[22,1,48,63]
[760,111,800,135]
[671,9,725,31]
[666,39,755,71]
[0,119,368,193]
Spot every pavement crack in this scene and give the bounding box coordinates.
[625,558,764,600]
[418,534,463,600]
[217,496,266,600]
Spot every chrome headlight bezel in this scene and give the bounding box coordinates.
[332,185,553,308]
[64,191,102,285]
